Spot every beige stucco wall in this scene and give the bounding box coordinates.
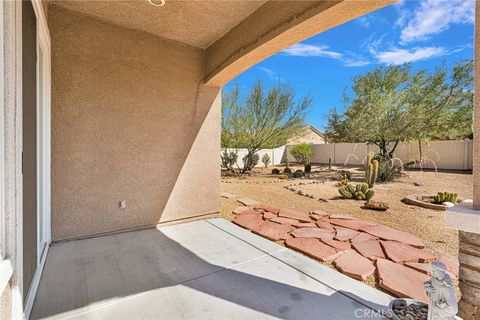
[474,1,479,210]
[49,6,220,241]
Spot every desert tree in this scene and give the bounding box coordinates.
[222,81,311,173]
[324,60,473,161]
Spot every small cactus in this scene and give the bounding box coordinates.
[365,152,379,188]
[365,189,375,200]
[338,187,353,199]
[347,184,356,195]
[338,183,375,201]
[360,183,369,193]
[432,192,459,204]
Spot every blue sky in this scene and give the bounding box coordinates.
[224,0,475,130]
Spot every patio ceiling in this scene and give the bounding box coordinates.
[48,0,395,86]
[50,0,267,48]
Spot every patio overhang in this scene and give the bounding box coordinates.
[204,0,394,86]
[49,0,395,87]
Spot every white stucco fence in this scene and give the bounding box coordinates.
[222,139,473,171]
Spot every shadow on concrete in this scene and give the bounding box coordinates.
[31,224,387,319]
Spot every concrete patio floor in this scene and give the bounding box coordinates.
[31,218,393,320]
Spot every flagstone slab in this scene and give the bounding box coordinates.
[270,217,299,225]
[404,262,432,276]
[350,233,379,243]
[233,206,251,214]
[330,214,356,220]
[293,222,317,228]
[361,225,425,248]
[254,205,280,214]
[285,238,340,262]
[278,208,311,222]
[334,226,360,241]
[377,259,429,302]
[315,220,335,231]
[352,240,386,260]
[291,228,335,240]
[221,192,236,199]
[235,209,259,216]
[232,213,264,230]
[381,241,437,263]
[333,250,375,281]
[328,218,377,231]
[237,198,261,206]
[310,214,323,221]
[321,239,351,251]
[311,210,330,217]
[253,221,294,241]
[263,212,277,220]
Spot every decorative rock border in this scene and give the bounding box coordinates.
[403,194,449,211]
[221,178,327,185]
[282,180,325,200]
[222,179,283,184]
[230,204,459,302]
[284,185,316,199]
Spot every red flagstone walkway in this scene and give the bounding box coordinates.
[231,204,459,303]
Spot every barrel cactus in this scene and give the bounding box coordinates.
[433,192,458,204]
[338,183,375,201]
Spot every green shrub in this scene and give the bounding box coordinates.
[289,143,313,165]
[377,160,402,183]
[242,153,259,171]
[221,150,238,171]
[261,153,271,168]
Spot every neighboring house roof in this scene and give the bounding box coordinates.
[306,125,324,138]
[287,125,325,145]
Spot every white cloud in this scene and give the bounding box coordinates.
[399,0,475,43]
[257,67,276,77]
[374,46,448,64]
[343,59,370,67]
[356,16,370,28]
[257,67,285,82]
[282,43,343,59]
[281,43,370,67]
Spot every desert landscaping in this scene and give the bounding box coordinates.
[220,164,472,299]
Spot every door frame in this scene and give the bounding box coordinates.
[23,0,51,317]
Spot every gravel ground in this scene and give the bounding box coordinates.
[221,165,473,260]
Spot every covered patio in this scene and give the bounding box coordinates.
[31,218,392,319]
[1,0,479,319]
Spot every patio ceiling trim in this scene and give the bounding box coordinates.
[203,0,396,87]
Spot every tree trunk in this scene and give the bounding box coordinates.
[418,139,423,162]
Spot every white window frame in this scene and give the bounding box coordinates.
[0,0,5,262]
[24,0,51,317]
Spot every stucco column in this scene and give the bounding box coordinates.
[474,0,480,210]
[457,3,480,320]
